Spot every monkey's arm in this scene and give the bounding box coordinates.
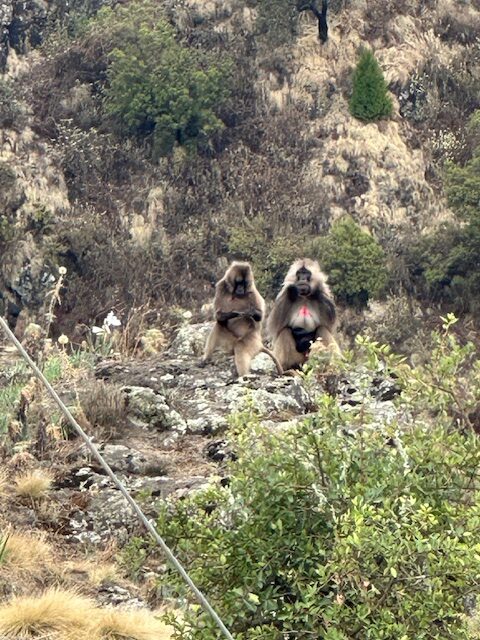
[216,310,242,323]
[216,309,262,324]
[310,288,336,325]
[286,284,300,302]
[267,292,292,338]
[243,307,262,322]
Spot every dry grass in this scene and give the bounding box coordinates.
[0,588,174,640]
[14,469,53,499]
[0,588,94,639]
[78,380,126,437]
[0,470,9,497]
[0,530,52,574]
[92,608,173,640]
[63,559,120,586]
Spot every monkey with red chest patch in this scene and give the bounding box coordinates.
[267,258,339,370]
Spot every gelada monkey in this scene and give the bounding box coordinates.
[203,261,283,377]
[267,258,339,370]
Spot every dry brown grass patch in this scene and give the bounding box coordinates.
[92,608,173,640]
[0,588,94,639]
[63,559,120,586]
[0,529,52,574]
[0,470,9,497]
[14,469,54,499]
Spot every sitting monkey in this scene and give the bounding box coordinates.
[267,258,339,370]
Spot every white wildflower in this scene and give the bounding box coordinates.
[91,326,105,335]
[105,311,121,328]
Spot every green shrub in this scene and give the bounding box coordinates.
[0,80,26,131]
[410,111,480,314]
[349,48,393,122]
[94,0,231,155]
[158,326,480,640]
[309,216,388,308]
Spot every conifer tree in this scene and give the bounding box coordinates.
[349,48,393,122]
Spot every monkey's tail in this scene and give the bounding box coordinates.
[261,346,284,375]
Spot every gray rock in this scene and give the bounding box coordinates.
[168,322,210,357]
[123,385,186,433]
[97,584,146,609]
[186,415,227,435]
[96,444,169,476]
[225,376,312,415]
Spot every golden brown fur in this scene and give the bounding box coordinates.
[203,262,283,377]
[267,258,339,370]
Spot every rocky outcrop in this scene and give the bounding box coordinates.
[51,322,323,545]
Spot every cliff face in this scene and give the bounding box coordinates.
[0,0,479,334]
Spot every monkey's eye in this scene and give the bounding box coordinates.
[296,268,311,281]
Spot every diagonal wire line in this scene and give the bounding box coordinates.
[0,315,235,640]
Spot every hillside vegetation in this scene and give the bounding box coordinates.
[0,1,480,639]
[0,0,479,343]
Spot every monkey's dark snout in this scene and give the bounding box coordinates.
[297,283,311,296]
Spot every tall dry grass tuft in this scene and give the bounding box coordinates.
[0,529,52,574]
[92,608,174,640]
[0,588,94,639]
[15,469,53,499]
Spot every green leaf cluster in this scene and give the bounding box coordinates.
[349,48,393,122]
[309,215,388,308]
[158,327,480,639]
[90,1,231,155]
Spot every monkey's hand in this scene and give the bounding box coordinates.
[237,308,262,322]
[286,285,300,302]
[216,310,242,323]
[250,309,262,322]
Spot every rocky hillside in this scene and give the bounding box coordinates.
[0,313,404,638]
[0,0,478,340]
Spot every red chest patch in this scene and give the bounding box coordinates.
[300,305,311,318]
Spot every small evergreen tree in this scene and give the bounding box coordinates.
[349,48,393,122]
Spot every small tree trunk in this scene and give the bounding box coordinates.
[297,0,329,43]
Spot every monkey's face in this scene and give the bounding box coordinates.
[224,262,253,297]
[234,276,248,297]
[295,267,312,296]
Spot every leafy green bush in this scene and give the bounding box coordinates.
[158,324,480,639]
[409,110,480,314]
[0,80,26,131]
[349,48,393,122]
[309,216,388,308]
[94,1,231,155]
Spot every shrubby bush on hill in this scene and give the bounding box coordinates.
[158,322,480,639]
[410,109,480,314]
[309,216,388,308]
[92,1,232,156]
